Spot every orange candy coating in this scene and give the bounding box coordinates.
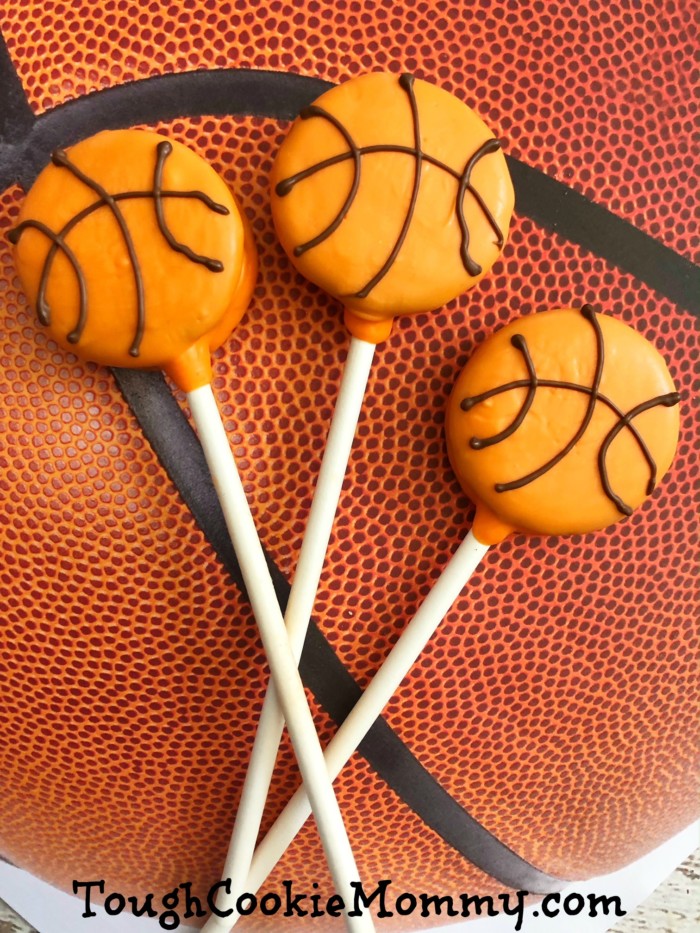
[11,129,257,391]
[270,72,514,343]
[446,308,680,545]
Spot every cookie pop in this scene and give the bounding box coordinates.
[8,129,374,933]
[231,305,680,903]
[208,71,514,928]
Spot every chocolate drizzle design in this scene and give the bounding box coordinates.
[460,305,681,516]
[8,140,229,357]
[275,73,504,296]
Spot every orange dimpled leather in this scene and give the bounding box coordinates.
[10,129,257,391]
[270,72,514,338]
[446,306,680,544]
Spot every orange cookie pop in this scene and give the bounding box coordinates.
[219,305,681,905]
[9,129,375,933]
[446,304,680,544]
[9,129,256,391]
[208,72,514,929]
[271,70,514,343]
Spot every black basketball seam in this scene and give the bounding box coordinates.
[0,32,34,141]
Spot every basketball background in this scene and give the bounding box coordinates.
[0,1,697,929]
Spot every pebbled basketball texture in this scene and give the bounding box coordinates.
[0,1,698,929]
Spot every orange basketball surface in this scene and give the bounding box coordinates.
[0,1,698,930]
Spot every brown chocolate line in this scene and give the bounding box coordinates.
[461,375,659,485]
[464,180,504,248]
[460,306,678,515]
[456,138,504,276]
[8,219,87,341]
[52,147,146,356]
[152,140,226,272]
[599,392,680,514]
[276,144,463,188]
[276,139,505,230]
[466,333,537,449]
[284,104,362,258]
[354,73,424,298]
[11,179,229,349]
[274,74,505,296]
[494,304,605,492]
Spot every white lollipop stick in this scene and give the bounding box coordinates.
[201,336,376,932]
[188,384,375,933]
[235,531,489,907]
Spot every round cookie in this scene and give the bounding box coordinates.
[10,129,257,390]
[446,305,680,544]
[271,72,514,342]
